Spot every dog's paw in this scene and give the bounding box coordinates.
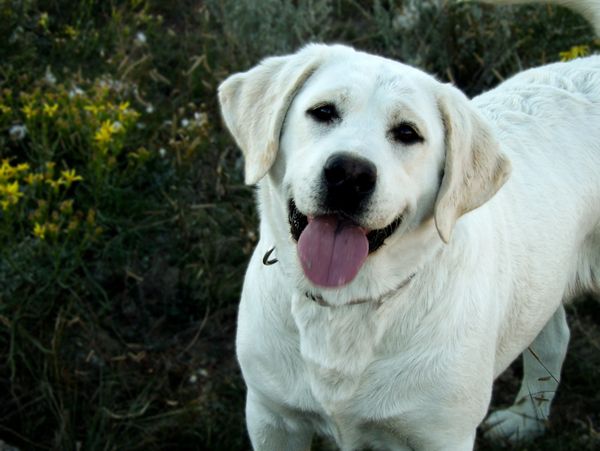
[481,406,547,444]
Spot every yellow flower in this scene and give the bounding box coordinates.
[25,173,43,185]
[560,45,590,62]
[67,218,80,233]
[42,102,59,118]
[22,103,36,119]
[1,181,23,203]
[0,104,11,115]
[0,180,23,209]
[84,104,103,116]
[94,120,119,145]
[86,208,96,226]
[30,199,48,222]
[33,223,47,239]
[45,178,62,191]
[64,25,78,39]
[46,222,60,236]
[44,162,56,177]
[3,180,19,194]
[15,163,30,173]
[0,159,14,180]
[117,101,137,122]
[60,169,83,187]
[38,12,49,29]
[59,199,74,215]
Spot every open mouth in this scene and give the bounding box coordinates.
[288,200,403,288]
[288,200,402,254]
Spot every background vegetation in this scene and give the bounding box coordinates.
[0,0,598,449]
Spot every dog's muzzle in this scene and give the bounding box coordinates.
[287,153,404,287]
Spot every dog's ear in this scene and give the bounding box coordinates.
[434,84,511,243]
[218,45,330,185]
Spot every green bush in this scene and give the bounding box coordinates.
[0,0,597,450]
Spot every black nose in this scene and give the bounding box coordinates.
[323,153,377,213]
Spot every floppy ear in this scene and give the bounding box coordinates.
[218,45,331,185]
[434,85,511,243]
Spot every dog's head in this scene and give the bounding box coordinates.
[219,44,510,295]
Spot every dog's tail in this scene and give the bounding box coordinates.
[470,0,600,36]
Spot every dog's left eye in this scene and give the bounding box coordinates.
[307,103,339,123]
[390,123,423,145]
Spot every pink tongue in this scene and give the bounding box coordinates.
[297,215,369,288]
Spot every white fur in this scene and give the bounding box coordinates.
[218,1,600,449]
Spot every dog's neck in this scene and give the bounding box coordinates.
[304,272,416,308]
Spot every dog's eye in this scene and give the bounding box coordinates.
[390,123,423,145]
[307,103,339,123]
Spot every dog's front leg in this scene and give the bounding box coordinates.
[482,305,570,443]
[246,389,314,451]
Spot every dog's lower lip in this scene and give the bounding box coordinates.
[288,200,402,253]
[289,200,309,242]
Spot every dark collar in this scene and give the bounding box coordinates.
[305,273,416,308]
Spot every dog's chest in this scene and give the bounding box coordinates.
[293,295,376,361]
[287,294,441,447]
[290,297,380,440]
[290,295,390,409]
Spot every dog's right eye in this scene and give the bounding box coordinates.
[307,104,339,123]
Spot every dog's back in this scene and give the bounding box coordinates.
[464,55,600,375]
[481,54,600,292]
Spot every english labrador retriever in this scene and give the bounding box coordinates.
[218,0,600,449]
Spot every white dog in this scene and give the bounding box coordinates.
[218,0,600,449]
